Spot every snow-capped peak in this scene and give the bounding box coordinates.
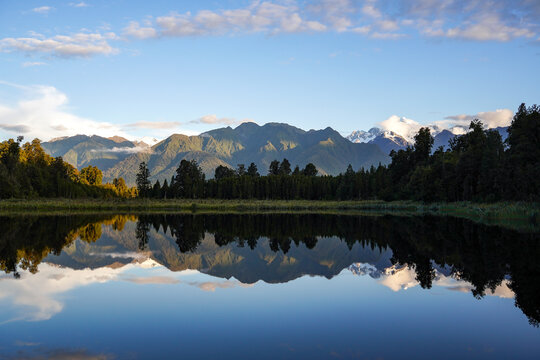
[346,127,382,143]
[136,136,160,147]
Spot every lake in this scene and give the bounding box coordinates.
[0,213,539,359]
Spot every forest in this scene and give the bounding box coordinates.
[0,103,538,202]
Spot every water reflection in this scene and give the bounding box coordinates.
[0,213,539,327]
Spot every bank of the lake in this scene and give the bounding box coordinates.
[0,199,538,231]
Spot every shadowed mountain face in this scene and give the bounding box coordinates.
[1,213,539,327]
[42,123,389,185]
[42,135,149,172]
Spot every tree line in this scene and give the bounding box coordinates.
[137,103,539,202]
[0,137,137,199]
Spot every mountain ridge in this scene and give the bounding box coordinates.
[43,123,390,186]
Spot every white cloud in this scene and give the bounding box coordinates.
[123,21,158,39]
[190,115,255,126]
[70,2,89,7]
[440,109,513,129]
[124,2,329,39]
[379,115,423,142]
[443,15,536,41]
[0,32,118,58]
[22,61,46,67]
[362,0,382,19]
[90,146,152,154]
[125,121,183,129]
[0,82,129,141]
[32,6,52,14]
[377,108,514,141]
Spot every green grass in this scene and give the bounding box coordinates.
[0,198,538,230]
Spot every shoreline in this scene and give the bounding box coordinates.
[0,199,538,232]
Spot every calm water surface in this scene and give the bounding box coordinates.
[0,214,538,359]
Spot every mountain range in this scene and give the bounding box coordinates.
[43,122,389,185]
[40,121,511,186]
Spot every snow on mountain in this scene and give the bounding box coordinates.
[347,127,410,154]
[136,136,160,147]
[346,128,382,143]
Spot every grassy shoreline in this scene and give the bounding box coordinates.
[0,198,538,228]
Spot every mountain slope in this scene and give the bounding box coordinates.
[102,123,389,185]
[42,135,148,171]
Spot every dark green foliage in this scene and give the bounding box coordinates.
[247,162,259,177]
[173,159,205,198]
[214,165,235,180]
[279,158,291,175]
[0,137,116,199]
[302,163,318,176]
[136,162,151,197]
[268,160,280,175]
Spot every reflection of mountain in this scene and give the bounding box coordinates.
[45,223,393,284]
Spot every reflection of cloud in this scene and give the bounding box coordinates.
[10,348,111,360]
[124,276,180,284]
[349,263,515,299]
[378,265,418,291]
[89,251,149,260]
[189,280,254,292]
[14,341,41,347]
[0,259,251,324]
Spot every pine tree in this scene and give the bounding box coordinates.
[136,162,151,197]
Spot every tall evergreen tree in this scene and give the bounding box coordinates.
[279,159,291,175]
[136,162,151,197]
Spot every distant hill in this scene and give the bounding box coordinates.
[42,123,388,186]
[42,135,150,172]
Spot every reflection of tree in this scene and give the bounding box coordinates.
[1,213,539,327]
[136,216,150,250]
[0,215,121,277]
[169,215,205,253]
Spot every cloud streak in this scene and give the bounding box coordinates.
[121,0,539,42]
[0,32,118,58]
[32,6,52,14]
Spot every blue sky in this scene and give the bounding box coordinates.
[0,0,539,142]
